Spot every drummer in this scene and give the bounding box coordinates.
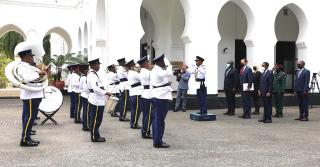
[107,64,120,117]
[16,46,47,147]
[127,60,144,129]
[87,57,111,142]
[80,63,90,131]
[138,56,153,139]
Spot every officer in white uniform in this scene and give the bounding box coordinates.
[106,64,120,117]
[87,58,111,142]
[127,60,144,129]
[117,58,130,121]
[65,64,75,118]
[70,63,82,123]
[17,48,46,147]
[138,56,153,139]
[150,54,173,148]
[79,64,90,131]
[192,56,207,115]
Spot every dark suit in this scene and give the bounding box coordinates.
[259,70,273,121]
[294,68,310,119]
[224,67,239,114]
[253,71,262,113]
[240,66,253,117]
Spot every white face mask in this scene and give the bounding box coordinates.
[260,67,265,72]
[226,64,231,68]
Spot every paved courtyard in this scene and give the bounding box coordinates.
[0,98,320,167]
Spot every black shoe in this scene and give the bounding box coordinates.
[70,115,75,118]
[31,131,36,135]
[92,137,106,142]
[111,113,119,117]
[258,119,265,122]
[20,140,38,147]
[173,109,178,112]
[82,127,90,131]
[295,117,302,121]
[263,120,272,123]
[272,114,279,118]
[182,109,186,112]
[243,116,251,119]
[130,125,142,129]
[153,142,170,148]
[223,111,230,115]
[239,115,245,118]
[74,120,83,124]
[30,139,40,144]
[142,134,153,139]
[251,111,259,115]
[36,116,40,120]
[119,118,130,122]
[228,112,235,116]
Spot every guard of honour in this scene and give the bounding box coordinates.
[17,42,311,147]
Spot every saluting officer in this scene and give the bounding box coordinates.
[127,60,144,129]
[79,64,90,131]
[138,56,153,139]
[71,63,82,123]
[87,58,111,142]
[17,47,46,147]
[150,54,173,148]
[272,64,286,118]
[117,58,130,122]
[193,56,207,115]
[107,64,120,117]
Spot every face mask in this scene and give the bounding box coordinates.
[261,67,266,72]
[240,64,244,67]
[297,64,302,69]
[226,64,231,68]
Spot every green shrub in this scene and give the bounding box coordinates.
[0,56,12,88]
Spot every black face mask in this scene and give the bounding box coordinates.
[297,64,302,69]
[240,64,244,67]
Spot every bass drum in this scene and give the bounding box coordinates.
[39,86,63,112]
[105,96,119,113]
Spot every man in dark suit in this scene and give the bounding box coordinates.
[252,66,262,115]
[239,59,253,119]
[294,61,310,121]
[258,62,273,123]
[223,61,239,116]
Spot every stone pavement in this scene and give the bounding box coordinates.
[0,98,320,167]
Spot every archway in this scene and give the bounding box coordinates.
[274,4,307,91]
[0,24,26,39]
[217,1,248,90]
[140,7,156,59]
[0,30,25,59]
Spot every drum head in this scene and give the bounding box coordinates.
[39,86,63,112]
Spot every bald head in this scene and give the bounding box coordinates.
[297,60,305,69]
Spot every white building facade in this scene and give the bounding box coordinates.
[0,0,319,95]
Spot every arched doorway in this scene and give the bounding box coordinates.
[274,4,307,91]
[217,1,248,90]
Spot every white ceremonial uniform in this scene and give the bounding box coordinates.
[128,70,144,96]
[140,68,151,99]
[150,65,173,100]
[66,73,73,93]
[18,62,44,100]
[87,69,107,106]
[117,66,129,92]
[80,75,89,99]
[194,64,206,89]
[107,72,120,94]
[70,73,81,93]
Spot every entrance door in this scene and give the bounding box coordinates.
[140,43,148,58]
[276,41,296,91]
[235,39,247,71]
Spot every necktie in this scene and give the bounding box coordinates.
[240,67,244,75]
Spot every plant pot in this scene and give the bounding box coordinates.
[52,81,65,90]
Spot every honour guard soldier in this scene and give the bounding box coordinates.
[138,56,153,139]
[150,54,173,148]
[71,63,83,123]
[272,64,286,118]
[127,60,144,129]
[17,47,47,147]
[239,59,253,119]
[294,61,310,121]
[80,64,90,131]
[107,64,120,117]
[66,64,75,118]
[258,62,274,123]
[193,56,207,115]
[87,58,111,142]
[117,58,130,121]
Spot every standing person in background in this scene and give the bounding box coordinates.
[117,58,130,122]
[239,59,253,119]
[138,56,153,139]
[223,61,238,116]
[107,64,120,117]
[66,64,75,118]
[71,64,82,124]
[294,61,310,121]
[252,66,262,115]
[80,64,90,131]
[258,62,273,123]
[174,64,190,112]
[272,64,286,118]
